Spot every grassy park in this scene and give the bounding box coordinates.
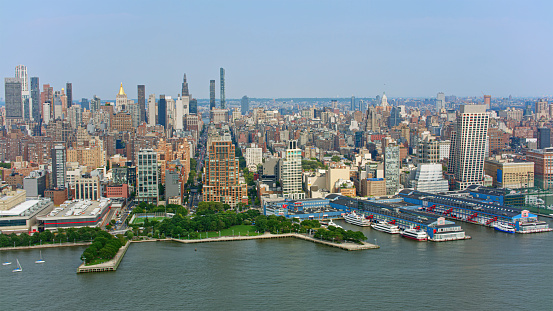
[131,216,167,225]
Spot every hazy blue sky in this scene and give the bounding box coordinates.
[1,0,551,100]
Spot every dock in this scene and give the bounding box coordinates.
[76,240,131,273]
[170,232,379,251]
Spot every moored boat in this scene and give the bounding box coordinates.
[493,222,515,233]
[343,211,371,227]
[371,221,400,234]
[328,219,343,229]
[401,228,428,241]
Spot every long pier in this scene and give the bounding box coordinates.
[170,232,379,251]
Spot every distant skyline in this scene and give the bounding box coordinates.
[1,0,552,100]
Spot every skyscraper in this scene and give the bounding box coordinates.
[116,83,127,113]
[209,80,216,110]
[51,144,67,189]
[15,65,29,97]
[220,68,225,109]
[66,82,72,109]
[80,98,89,110]
[388,106,401,128]
[436,92,445,110]
[384,143,400,195]
[4,77,23,119]
[90,95,101,113]
[381,92,388,108]
[241,95,249,115]
[148,94,156,126]
[30,77,40,121]
[447,104,489,190]
[158,95,167,128]
[138,85,146,123]
[281,140,304,199]
[351,96,355,111]
[182,74,189,97]
[137,149,159,204]
[189,98,197,114]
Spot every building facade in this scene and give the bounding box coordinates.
[281,140,305,199]
[137,149,159,204]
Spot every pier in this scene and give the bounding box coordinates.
[170,232,379,251]
[76,240,131,273]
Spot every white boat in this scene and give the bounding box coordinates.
[343,211,371,227]
[12,259,22,272]
[494,222,516,234]
[371,221,400,234]
[3,254,11,266]
[328,219,343,229]
[35,251,45,264]
[401,228,428,241]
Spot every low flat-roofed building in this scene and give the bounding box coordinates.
[0,188,27,211]
[36,198,111,230]
[0,199,54,233]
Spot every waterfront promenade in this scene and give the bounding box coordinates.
[0,242,91,251]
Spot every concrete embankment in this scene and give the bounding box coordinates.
[171,232,379,251]
[76,241,131,273]
[0,242,91,252]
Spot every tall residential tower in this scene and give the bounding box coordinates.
[220,68,225,109]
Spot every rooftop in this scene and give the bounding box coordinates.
[38,198,111,219]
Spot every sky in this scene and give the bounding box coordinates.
[0,0,552,100]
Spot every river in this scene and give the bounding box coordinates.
[1,219,551,310]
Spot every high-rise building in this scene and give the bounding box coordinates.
[189,98,197,114]
[483,95,491,109]
[182,74,189,97]
[137,149,159,204]
[5,77,23,119]
[66,82,72,109]
[209,80,216,110]
[436,92,445,110]
[220,68,225,109]
[90,95,101,113]
[447,104,489,190]
[80,98,89,110]
[281,140,304,199]
[381,92,388,108]
[15,65,29,96]
[30,77,40,121]
[384,144,400,195]
[241,95,249,115]
[158,95,167,128]
[148,94,156,127]
[138,85,146,123]
[51,144,66,189]
[536,99,549,120]
[538,128,551,149]
[203,134,246,207]
[410,164,449,193]
[115,83,127,113]
[388,106,401,128]
[175,95,189,130]
[351,96,356,111]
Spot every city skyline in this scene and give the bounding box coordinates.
[1,1,552,100]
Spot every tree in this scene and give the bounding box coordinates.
[331,155,341,162]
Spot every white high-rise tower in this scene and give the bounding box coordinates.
[447,104,489,190]
[281,140,304,200]
[381,92,388,108]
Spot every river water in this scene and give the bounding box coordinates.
[1,219,552,310]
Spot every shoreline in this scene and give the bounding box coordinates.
[76,232,378,273]
[0,242,92,251]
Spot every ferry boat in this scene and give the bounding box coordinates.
[400,228,428,241]
[327,219,343,229]
[343,211,371,227]
[516,221,553,234]
[371,221,400,234]
[493,222,515,234]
